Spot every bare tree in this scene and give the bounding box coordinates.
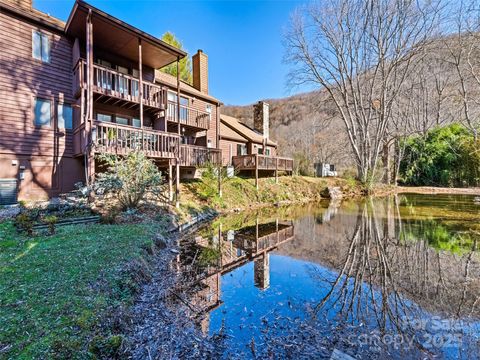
[285,0,442,186]
[444,0,480,139]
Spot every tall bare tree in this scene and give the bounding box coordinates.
[444,0,480,139]
[285,0,442,186]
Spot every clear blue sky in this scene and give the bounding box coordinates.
[33,0,308,105]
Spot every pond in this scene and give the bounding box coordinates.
[175,194,480,359]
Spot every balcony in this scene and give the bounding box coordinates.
[232,154,294,172]
[166,101,210,130]
[74,59,167,110]
[179,144,222,167]
[93,121,179,159]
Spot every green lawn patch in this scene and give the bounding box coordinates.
[0,220,158,359]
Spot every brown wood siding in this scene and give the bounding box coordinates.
[0,10,84,198]
[82,46,156,83]
[163,85,219,147]
[219,138,247,166]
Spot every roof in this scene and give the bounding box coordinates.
[65,0,186,69]
[155,70,221,104]
[220,122,248,142]
[221,114,277,147]
[0,1,65,31]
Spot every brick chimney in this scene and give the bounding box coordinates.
[3,0,32,10]
[192,49,208,94]
[253,101,269,140]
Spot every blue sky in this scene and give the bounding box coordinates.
[34,0,308,105]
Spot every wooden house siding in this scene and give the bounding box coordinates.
[0,9,84,199]
[0,3,223,200]
[219,138,247,166]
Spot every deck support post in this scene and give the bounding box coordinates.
[85,9,95,186]
[217,165,222,198]
[275,158,278,184]
[138,38,143,128]
[168,161,173,203]
[175,57,181,208]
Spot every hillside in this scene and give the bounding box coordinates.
[223,91,353,174]
[223,35,480,177]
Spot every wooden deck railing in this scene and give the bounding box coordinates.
[74,59,166,109]
[256,224,295,251]
[166,101,210,130]
[232,154,294,172]
[179,144,222,167]
[93,121,179,158]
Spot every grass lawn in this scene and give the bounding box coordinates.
[0,220,159,359]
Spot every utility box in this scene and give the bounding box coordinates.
[314,163,337,177]
[0,179,18,205]
[226,166,235,178]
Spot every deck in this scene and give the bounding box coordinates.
[75,121,221,166]
[232,154,294,172]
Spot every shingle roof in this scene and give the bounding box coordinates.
[220,114,277,147]
[0,1,65,31]
[220,122,248,142]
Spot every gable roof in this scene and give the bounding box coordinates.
[220,122,248,142]
[0,1,65,31]
[220,114,277,147]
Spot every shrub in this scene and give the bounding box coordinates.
[94,151,165,210]
[15,213,34,236]
[400,124,480,187]
[195,163,226,205]
[43,215,58,235]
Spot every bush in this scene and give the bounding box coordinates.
[15,213,34,236]
[400,124,480,187]
[195,163,226,206]
[43,215,58,235]
[94,151,166,210]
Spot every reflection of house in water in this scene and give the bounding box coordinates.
[174,217,295,333]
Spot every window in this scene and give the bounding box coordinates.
[167,91,176,102]
[32,31,50,62]
[97,59,112,68]
[258,148,264,155]
[132,118,141,128]
[206,105,212,114]
[34,98,51,126]
[96,113,112,122]
[58,103,73,129]
[117,65,129,74]
[237,144,247,156]
[116,116,129,126]
[167,92,189,121]
[207,139,212,148]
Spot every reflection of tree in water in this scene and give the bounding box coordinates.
[312,201,418,337]
[310,197,480,355]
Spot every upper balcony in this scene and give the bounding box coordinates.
[73,60,211,131]
[73,59,167,111]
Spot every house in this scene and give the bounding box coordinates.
[220,101,294,185]
[0,0,221,204]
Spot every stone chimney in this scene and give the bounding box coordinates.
[253,101,269,140]
[192,49,208,94]
[3,0,32,10]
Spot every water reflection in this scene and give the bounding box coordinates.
[170,195,480,358]
[172,213,296,333]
